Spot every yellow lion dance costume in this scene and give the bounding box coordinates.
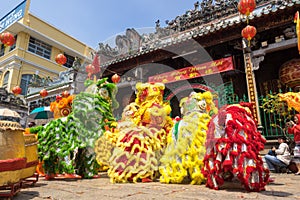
[107,82,173,183]
[159,91,217,184]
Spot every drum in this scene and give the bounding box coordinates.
[0,120,26,186]
[21,134,39,179]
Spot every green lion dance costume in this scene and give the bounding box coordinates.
[36,78,118,179]
[159,91,217,184]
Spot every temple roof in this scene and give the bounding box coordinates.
[98,0,300,68]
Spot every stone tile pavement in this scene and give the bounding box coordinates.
[2,172,300,200]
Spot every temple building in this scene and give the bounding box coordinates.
[98,0,300,138]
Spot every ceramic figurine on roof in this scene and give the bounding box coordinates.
[107,82,173,183]
[159,91,217,184]
[202,102,269,192]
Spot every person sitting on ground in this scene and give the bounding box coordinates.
[267,146,277,157]
[287,114,300,175]
[264,136,291,173]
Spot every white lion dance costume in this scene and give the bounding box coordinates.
[159,91,217,184]
[107,82,173,183]
[202,102,269,191]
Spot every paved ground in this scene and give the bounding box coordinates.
[2,172,300,200]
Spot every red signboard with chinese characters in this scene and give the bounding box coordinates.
[148,56,234,84]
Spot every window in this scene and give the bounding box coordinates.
[9,35,17,51]
[0,44,5,57]
[20,74,33,95]
[2,71,10,88]
[63,53,75,68]
[28,37,52,59]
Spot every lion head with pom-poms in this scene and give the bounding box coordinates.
[50,91,74,119]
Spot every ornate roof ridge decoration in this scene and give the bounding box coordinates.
[27,57,86,96]
[0,87,27,107]
[98,0,299,67]
[29,74,53,87]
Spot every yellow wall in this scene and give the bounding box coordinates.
[0,9,94,94]
[27,14,92,55]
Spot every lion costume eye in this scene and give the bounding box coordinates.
[99,88,109,99]
[198,100,206,110]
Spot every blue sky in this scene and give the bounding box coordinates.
[0,0,198,49]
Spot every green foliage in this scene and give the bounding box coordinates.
[260,93,294,122]
[29,125,44,134]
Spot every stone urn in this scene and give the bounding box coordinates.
[0,108,26,186]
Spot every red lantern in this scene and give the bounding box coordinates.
[85,64,95,79]
[56,95,62,102]
[112,74,120,83]
[0,32,15,46]
[238,0,256,16]
[242,25,257,42]
[40,89,48,98]
[61,90,70,98]
[85,64,95,74]
[55,54,67,65]
[92,54,101,74]
[12,86,22,95]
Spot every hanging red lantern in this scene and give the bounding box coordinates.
[92,54,101,74]
[12,86,22,95]
[56,95,62,102]
[40,89,48,98]
[0,32,15,46]
[55,53,67,65]
[238,0,256,16]
[112,74,120,83]
[85,64,95,73]
[242,25,257,44]
[85,64,95,79]
[61,90,70,98]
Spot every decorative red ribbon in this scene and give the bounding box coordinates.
[0,157,27,172]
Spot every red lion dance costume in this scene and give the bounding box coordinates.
[202,103,269,191]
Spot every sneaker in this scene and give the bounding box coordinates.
[280,167,287,173]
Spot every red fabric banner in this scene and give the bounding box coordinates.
[148,56,234,84]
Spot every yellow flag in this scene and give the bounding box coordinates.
[295,11,300,54]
